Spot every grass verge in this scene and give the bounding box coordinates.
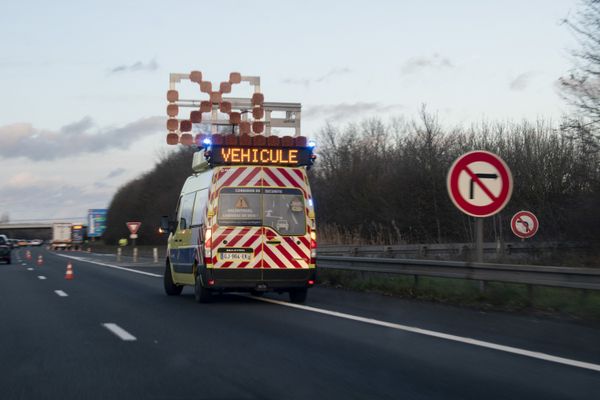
[318,269,600,321]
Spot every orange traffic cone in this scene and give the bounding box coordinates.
[26,251,32,260]
[65,263,74,280]
[37,255,43,266]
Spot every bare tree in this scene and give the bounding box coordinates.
[559,0,600,148]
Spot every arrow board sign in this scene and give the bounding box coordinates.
[447,150,513,218]
[510,211,539,239]
[126,222,141,234]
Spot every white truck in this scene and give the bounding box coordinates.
[52,223,72,250]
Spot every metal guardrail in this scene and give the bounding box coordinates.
[316,256,600,291]
[317,242,589,259]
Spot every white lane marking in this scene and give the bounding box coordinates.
[54,251,600,373]
[249,296,600,373]
[37,276,46,280]
[102,323,137,341]
[21,263,27,266]
[27,268,33,271]
[54,290,68,297]
[54,254,161,278]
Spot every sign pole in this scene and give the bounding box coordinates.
[475,218,483,263]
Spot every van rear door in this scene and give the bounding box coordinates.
[213,187,264,269]
[262,187,310,269]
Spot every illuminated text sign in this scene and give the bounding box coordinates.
[210,146,311,166]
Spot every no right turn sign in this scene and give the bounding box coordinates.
[447,150,513,217]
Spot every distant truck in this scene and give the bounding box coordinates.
[71,224,86,250]
[52,223,72,250]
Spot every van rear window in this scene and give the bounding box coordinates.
[217,187,306,235]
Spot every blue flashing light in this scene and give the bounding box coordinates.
[308,140,317,148]
[202,138,212,147]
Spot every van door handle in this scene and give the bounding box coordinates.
[266,240,281,245]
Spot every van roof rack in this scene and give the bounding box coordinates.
[166,71,302,146]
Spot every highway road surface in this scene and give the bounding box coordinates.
[2,247,600,399]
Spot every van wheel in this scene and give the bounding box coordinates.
[164,261,183,296]
[289,288,307,304]
[194,274,212,303]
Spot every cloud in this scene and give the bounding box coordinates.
[282,67,352,87]
[0,116,164,161]
[0,180,108,221]
[509,71,537,91]
[304,102,403,120]
[109,59,158,74]
[401,54,453,75]
[106,168,126,179]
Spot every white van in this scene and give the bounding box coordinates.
[161,133,317,303]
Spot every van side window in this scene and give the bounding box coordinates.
[191,189,208,227]
[178,192,196,230]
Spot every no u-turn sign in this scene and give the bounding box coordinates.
[447,150,513,217]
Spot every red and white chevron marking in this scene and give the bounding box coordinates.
[262,167,306,192]
[216,166,262,189]
[207,166,314,270]
[263,228,310,269]
[211,226,263,269]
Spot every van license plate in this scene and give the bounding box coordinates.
[218,248,253,262]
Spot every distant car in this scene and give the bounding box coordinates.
[17,239,28,247]
[7,239,18,249]
[0,235,11,264]
[30,239,43,246]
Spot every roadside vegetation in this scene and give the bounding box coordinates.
[318,269,600,320]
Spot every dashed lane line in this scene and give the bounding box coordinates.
[102,323,137,341]
[54,290,68,297]
[54,254,161,278]
[49,251,600,373]
[37,276,46,280]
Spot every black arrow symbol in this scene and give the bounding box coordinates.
[470,173,498,199]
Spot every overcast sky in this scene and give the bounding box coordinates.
[0,0,579,223]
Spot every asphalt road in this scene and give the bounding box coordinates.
[2,247,599,400]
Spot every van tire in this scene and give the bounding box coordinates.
[289,288,307,304]
[194,274,211,303]
[164,261,183,296]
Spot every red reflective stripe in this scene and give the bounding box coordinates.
[212,228,234,248]
[262,245,286,268]
[236,261,250,269]
[270,244,303,269]
[238,167,261,186]
[221,261,233,269]
[222,167,247,187]
[225,227,250,247]
[283,237,310,261]
[292,168,304,181]
[277,168,302,188]
[242,231,261,248]
[264,168,285,187]
[297,236,310,248]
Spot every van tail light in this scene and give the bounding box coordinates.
[308,279,315,287]
[310,231,317,264]
[204,228,212,265]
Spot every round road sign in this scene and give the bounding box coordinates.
[447,150,513,217]
[510,211,539,239]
